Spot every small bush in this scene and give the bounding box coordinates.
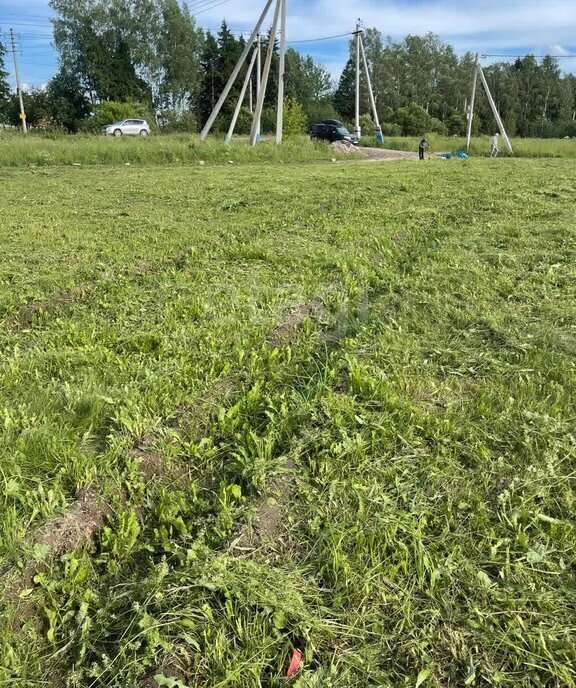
[359,113,375,136]
[234,107,254,136]
[429,117,448,135]
[381,122,402,137]
[260,107,276,135]
[282,99,307,138]
[445,113,467,136]
[161,111,198,134]
[394,103,433,136]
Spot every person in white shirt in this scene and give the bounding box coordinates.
[490,133,500,157]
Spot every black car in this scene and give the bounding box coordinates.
[311,120,359,145]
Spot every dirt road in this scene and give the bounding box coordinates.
[357,146,420,162]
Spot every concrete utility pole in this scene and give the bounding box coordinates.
[256,33,262,138]
[354,19,361,140]
[275,0,287,144]
[359,36,383,142]
[199,0,276,140]
[10,29,27,134]
[466,53,479,151]
[249,0,281,146]
[226,45,259,144]
[477,65,514,154]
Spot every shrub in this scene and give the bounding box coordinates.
[394,103,433,136]
[429,117,448,135]
[446,112,467,136]
[359,113,375,136]
[233,107,254,136]
[260,107,276,135]
[282,99,307,138]
[381,122,402,137]
[161,111,198,134]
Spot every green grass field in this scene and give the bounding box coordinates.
[0,155,575,687]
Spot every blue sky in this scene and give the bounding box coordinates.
[2,0,575,89]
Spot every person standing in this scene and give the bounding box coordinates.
[490,132,500,157]
[419,136,429,160]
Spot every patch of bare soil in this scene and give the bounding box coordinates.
[5,284,89,331]
[359,146,420,162]
[269,297,325,348]
[34,488,112,556]
[4,489,113,624]
[3,437,166,619]
[130,435,166,480]
[230,459,297,556]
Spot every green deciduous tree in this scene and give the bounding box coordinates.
[394,103,433,135]
[46,68,91,131]
[157,0,204,118]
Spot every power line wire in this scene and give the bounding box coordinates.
[287,31,353,45]
[482,53,576,59]
[188,0,232,14]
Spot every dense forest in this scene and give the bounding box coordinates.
[1,0,575,137]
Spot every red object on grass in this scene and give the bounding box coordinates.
[287,649,303,678]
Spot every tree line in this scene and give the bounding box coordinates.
[0,0,575,138]
[335,31,576,138]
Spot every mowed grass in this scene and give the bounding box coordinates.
[0,132,348,167]
[363,134,576,158]
[0,156,575,687]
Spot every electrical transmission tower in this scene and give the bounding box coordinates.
[354,20,383,143]
[466,53,513,154]
[200,0,288,145]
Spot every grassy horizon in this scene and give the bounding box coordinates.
[1,130,575,168]
[361,133,576,158]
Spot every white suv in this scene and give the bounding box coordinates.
[102,119,151,137]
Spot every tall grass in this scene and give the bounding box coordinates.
[0,132,346,167]
[361,134,576,158]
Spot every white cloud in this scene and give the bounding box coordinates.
[196,0,575,75]
[199,0,575,43]
[551,44,570,56]
[11,0,576,80]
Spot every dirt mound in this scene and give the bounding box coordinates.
[331,141,362,155]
